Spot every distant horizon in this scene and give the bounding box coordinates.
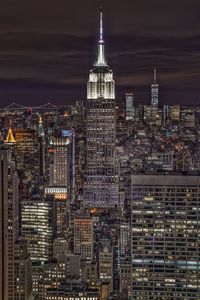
[1,85,200,108]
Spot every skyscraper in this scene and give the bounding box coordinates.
[14,239,32,300]
[84,9,118,208]
[49,132,72,188]
[151,69,159,107]
[0,147,19,300]
[48,130,74,237]
[98,240,113,293]
[125,93,134,121]
[21,194,54,263]
[74,214,93,260]
[12,128,40,199]
[38,115,45,178]
[131,174,200,299]
[49,130,74,198]
[0,148,9,300]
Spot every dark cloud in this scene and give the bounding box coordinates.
[0,0,200,106]
[1,0,200,37]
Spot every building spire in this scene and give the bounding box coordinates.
[99,7,103,42]
[154,68,157,83]
[95,7,107,66]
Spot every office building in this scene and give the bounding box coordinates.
[21,194,54,263]
[65,253,81,279]
[46,284,100,300]
[119,261,132,298]
[0,147,19,300]
[14,239,32,300]
[38,259,67,299]
[49,130,73,190]
[12,128,40,201]
[151,69,159,107]
[45,187,69,238]
[81,260,98,287]
[119,222,130,256]
[48,130,74,237]
[131,174,200,299]
[98,240,113,293]
[84,9,118,208]
[74,214,93,260]
[38,115,45,178]
[53,238,68,258]
[163,104,170,126]
[170,105,181,121]
[125,93,134,121]
[0,148,10,300]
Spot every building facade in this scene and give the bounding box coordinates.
[98,240,113,293]
[14,239,32,300]
[49,132,72,189]
[74,215,93,260]
[21,195,54,263]
[0,148,9,300]
[84,10,118,208]
[151,69,159,107]
[0,147,19,300]
[131,174,200,299]
[125,93,134,121]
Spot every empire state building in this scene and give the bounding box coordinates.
[84,9,119,208]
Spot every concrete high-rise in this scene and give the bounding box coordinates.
[125,93,134,121]
[98,240,113,293]
[48,130,74,237]
[21,194,54,263]
[74,214,93,260]
[84,9,118,208]
[48,129,75,200]
[14,239,32,300]
[38,115,45,178]
[0,148,9,300]
[131,174,200,299]
[49,131,72,189]
[0,147,19,300]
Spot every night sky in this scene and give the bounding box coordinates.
[1,0,200,107]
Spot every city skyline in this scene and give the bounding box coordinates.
[1,5,200,299]
[0,0,200,106]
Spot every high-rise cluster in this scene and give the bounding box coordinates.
[0,8,200,300]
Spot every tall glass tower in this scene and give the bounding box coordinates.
[84,9,118,208]
[151,69,159,107]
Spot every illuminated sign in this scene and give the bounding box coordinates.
[62,130,72,138]
[45,187,68,200]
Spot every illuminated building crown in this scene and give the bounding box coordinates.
[5,127,16,144]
